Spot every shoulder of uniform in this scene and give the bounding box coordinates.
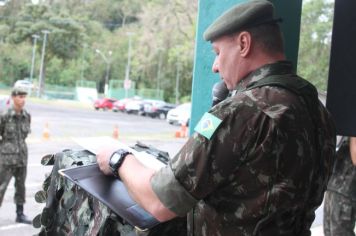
[1,108,12,118]
[210,93,260,121]
[23,109,30,117]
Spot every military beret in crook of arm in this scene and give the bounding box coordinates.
[203,0,282,42]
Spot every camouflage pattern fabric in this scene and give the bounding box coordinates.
[151,61,336,236]
[0,165,27,206]
[323,191,356,236]
[0,106,31,166]
[323,138,356,236]
[33,149,118,236]
[0,106,31,206]
[34,146,186,236]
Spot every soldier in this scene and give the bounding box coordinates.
[324,137,356,236]
[0,87,31,224]
[97,0,336,235]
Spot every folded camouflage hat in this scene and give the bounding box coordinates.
[203,0,281,41]
[11,87,28,96]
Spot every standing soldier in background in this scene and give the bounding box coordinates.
[324,137,356,236]
[0,88,32,224]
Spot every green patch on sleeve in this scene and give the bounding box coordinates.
[194,112,222,140]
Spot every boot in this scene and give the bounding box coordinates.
[15,204,32,224]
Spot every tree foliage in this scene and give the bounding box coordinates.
[297,0,334,92]
[0,0,197,102]
[0,0,334,101]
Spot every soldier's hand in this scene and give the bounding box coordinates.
[96,147,117,175]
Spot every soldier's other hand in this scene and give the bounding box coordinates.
[96,147,117,175]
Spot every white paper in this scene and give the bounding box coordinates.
[73,136,166,170]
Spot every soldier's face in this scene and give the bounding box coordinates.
[12,94,26,110]
[212,35,243,90]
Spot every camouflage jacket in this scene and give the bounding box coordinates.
[0,106,31,166]
[327,137,356,200]
[151,61,336,236]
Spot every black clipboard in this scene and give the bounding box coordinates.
[59,163,160,230]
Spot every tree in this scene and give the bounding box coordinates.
[0,0,198,102]
[297,0,334,92]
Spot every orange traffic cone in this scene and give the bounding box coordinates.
[180,123,187,138]
[42,122,50,140]
[112,125,119,139]
[175,130,181,138]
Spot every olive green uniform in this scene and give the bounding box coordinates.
[324,138,356,236]
[0,106,31,206]
[151,61,336,236]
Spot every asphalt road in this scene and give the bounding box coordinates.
[0,98,328,235]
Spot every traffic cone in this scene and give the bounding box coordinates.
[42,122,50,140]
[175,130,181,138]
[180,124,187,138]
[112,125,119,139]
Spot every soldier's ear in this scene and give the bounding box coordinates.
[236,31,251,57]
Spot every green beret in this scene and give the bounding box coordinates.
[11,87,28,96]
[204,0,281,41]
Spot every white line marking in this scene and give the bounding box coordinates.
[0,223,30,231]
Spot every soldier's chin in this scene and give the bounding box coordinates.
[223,81,233,91]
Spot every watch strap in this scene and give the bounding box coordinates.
[109,149,132,178]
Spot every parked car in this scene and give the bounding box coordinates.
[166,102,191,126]
[143,99,176,119]
[112,98,131,112]
[125,97,144,114]
[93,98,117,110]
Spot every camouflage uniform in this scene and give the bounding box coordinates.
[324,137,356,236]
[0,106,31,206]
[151,61,336,236]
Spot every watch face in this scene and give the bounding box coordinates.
[110,153,121,165]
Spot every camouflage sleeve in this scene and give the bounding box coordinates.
[151,96,273,215]
[151,163,199,216]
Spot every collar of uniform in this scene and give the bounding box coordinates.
[8,106,25,117]
[234,60,293,93]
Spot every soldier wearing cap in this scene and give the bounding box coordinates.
[0,87,31,224]
[97,1,336,235]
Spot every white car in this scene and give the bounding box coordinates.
[166,102,191,126]
[124,97,143,114]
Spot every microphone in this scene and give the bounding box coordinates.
[212,81,229,107]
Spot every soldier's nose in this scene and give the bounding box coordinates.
[212,62,219,73]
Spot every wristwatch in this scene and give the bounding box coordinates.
[109,149,132,178]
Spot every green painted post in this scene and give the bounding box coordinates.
[190,0,302,134]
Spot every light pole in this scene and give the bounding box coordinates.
[156,48,163,99]
[80,43,87,85]
[96,49,112,96]
[30,34,40,82]
[124,32,133,98]
[175,60,181,105]
[37,30,50,98]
